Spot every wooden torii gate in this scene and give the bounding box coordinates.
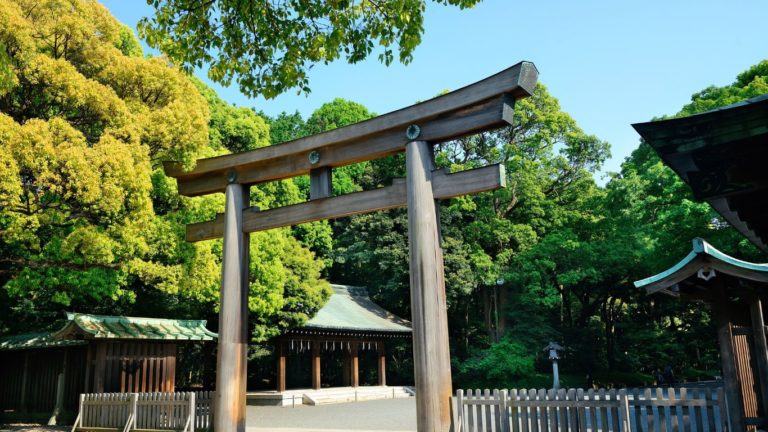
[164,61,538,432]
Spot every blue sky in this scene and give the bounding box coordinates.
[103,0,767,180]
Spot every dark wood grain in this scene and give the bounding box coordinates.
[166,62,536,196]
[186,164,505,241]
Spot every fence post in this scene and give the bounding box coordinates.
[619,389,630,432]
[131,393,138,431]
[456,389,464,432]
[501,390,509,432]
[189,392,196,432]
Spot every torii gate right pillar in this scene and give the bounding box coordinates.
[406,140,453,432]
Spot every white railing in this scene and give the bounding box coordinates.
[455,387,727,432]
[72,391,212,432]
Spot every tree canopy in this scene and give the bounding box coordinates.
[137,0,482,98]
[0,0,329,343]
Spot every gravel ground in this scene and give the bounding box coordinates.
[246,397,417,432]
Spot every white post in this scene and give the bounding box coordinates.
[406,140,453,432]
[189,392,196,432]
[214,182,249,432]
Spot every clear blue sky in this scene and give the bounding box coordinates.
[103,0,767,180]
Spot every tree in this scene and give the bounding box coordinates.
[192,77,270,154]
[0,0,208,330]
[330,84,610,378]
[0,0,331,342]
[138,0,482,98]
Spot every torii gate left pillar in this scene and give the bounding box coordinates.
[215,182,249,432]
[165,61,538,432]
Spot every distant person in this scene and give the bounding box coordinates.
[663,364,675,386]
[586,370,594,389]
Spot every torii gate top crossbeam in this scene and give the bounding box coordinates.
[164,61,538,197]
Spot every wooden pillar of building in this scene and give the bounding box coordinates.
[351,342,359,388]
[406,140,453,432]
[277,341,287,393]
[214,182,250,432]
[342,351,351,387]
[312,342,321,390]
[84,344,93,392]
[93,342,106,393]
[750,296,768,417]
[714,301,746,432]
[19,351,29,413]
[48,349,68,425]
[378,342,386,386]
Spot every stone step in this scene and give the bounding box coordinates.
[302,387,413,406]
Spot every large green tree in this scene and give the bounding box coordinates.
[0,0,330,343]
[0,0,208,329]
[138,0,482,98]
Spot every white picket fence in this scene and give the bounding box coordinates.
[455,388,728,432]
[71,391,213,432]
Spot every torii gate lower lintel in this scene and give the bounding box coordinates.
[165,61,538,432]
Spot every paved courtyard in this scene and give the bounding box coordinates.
[247,397,417,432]
[1,398,416,432]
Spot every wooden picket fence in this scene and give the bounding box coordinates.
[455,388,728,432]
[71,391,213,432]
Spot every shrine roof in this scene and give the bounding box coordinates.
[54,313,218,341]
[296,284,412,336]
[0,332,87,351]
[632,94,768,252]
[0,313,217,350]
[633,238,768,296]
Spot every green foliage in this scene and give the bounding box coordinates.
[0,0,330,344]
[116,24,144,57]
[138,0,482,98]
[192,77,270,153]
[456,338,536,388]
[0,0,211,328]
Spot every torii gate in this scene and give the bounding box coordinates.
[164,61,538,432]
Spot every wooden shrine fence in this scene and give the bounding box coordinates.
[71,391,213,432]
[455,388,728,432]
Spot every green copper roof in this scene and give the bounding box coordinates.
[633,238,768,295]
[0,313,217,350]
[54,313,218,341]
[0,332,87,351]
[301,285,411,334]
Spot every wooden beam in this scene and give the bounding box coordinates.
[406,140,453,432]
[213,183,249,432]
[750,296,768,417]
[351,342,359,388]
[310,167,332,200]
[48,349,68,426]
[84,344,93,392]
[93,343,106,393]
[166,62,537,197]
[20,351,29,413]
[277,342,286,393]
[378,343,386,387]
[714,300,746,432]
[342,353,351,387]
[312,343,321,390]
[186,164,505,242]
